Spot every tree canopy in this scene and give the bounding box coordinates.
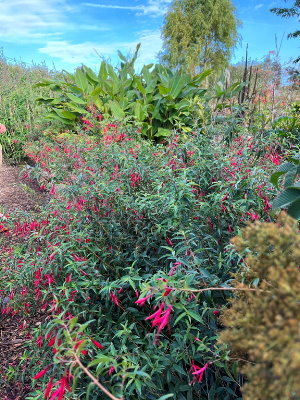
[270,0,300,63]
[159,0,240,75]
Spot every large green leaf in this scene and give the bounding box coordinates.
[133,77,146,96]
[287,198,300,219]
[65,102,88,114]
[278,162,297,173]
[154,128,172,138]
[272,187,300,209]
[98,61,108,82]
[169,75,187,99]
[83,65,99,83]
[36,97,62,105]
[133,101,147,121]
[74,69,89,93]
[141,65,153,87]
[192,69,213,85]
[44,112,74,125]
[158,85,171,97]
[54,109,77,121]
[66,93,86,105]
[270,171,286,189]
[108,100,125,119]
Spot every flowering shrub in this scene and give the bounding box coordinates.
[0,125,278,399]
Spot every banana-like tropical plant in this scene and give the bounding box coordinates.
[271,153,300,219]
[35,45,212,139]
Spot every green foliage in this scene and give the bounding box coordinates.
[219,213,300,400]
[272,114,300,149]
[270,0,300,63]
[271,153,300,219]
[160,0,240,74]
[35,48,211,140]
[0,55,53,162]
[0,127,278,399]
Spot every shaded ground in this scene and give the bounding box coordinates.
[0,163,46,400]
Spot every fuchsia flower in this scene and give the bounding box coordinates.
[110,292,121,307]
[169,262,182,276]
[48,375,71,399]
[135,293,153,306]
[91,339,103,349]
[33,365,51,380]
[50,185,56,196]
[44,377,54,399]
[221,193,229,202]
[145,302,173,340]
[36,335,43,347]
[190,361,209,384]
[108,366,115,375]
[166,237,173,246]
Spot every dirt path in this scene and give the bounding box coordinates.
[0,163,46,400]
[0,164,44,214]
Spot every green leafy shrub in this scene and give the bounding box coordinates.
[0,125,279,399]
[35,46,212,140]
[219,213,300,400]
[0,56,53,162]
[272,103,300,149]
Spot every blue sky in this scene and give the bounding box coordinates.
[0,0,299,72]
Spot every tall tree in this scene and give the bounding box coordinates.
[270,0,300,63]
[159,0,240,75]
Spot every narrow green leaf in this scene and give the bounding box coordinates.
[156,394,174,400]
[186,310,204,324]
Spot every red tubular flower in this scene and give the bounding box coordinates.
[33,365,50,380]
[110,292,121,307]
[156,304,172,333]
[190,361,209,384]
[91,339,103,349]
[135,293,153,306]
[44,377,54,399]
[49,185,56,196]
[166,237,173,246]
[145,302,173,339]
[36,335,43,347]
[221,193,229,202]
[145,302,165,326]
[163,287,173,297]
[48,336,56,347]
[74,339,85,350]
[108,366,115,375]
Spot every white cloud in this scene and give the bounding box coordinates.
[79,24,111,32]
[254,3,264,10]
[38,30,163,67]
[0,0,68,42]
[82,0,172,17]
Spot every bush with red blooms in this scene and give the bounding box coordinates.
[0,123,279,399]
